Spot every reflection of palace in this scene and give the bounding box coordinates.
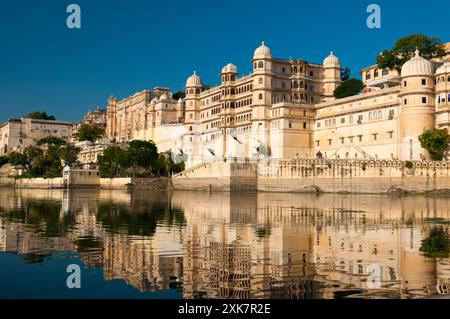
[0,189,450,298]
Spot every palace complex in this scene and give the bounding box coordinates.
[103,42,450,167]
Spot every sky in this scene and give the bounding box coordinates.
[0,0,449,123]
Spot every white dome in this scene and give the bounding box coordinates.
[160,92,170,101]
[186,71,202,87]
[401,49,433,77]
[253,42,272,59]
[323,51,340,67]
[221,63,238,74]
[436,62,450,75]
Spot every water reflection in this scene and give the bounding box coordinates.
[0,188,449,299]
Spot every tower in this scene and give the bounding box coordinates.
[251,42,273,158]
[398,49,435,160]
[220,63,238,158]
[184,71,203,162]
[435,61,450,130]
[322,51,342,101]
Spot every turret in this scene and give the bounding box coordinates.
[323,51,342,101]
[399,49,435,160]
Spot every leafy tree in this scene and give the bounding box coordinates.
[37,136,67,147]
[420,227,450,259]
[0,156,8,168]
[8,146,44,174]
[172,91,186,101]
[27,111,56,121]
[333,78,363,99]
[60,144,81,167]
[74,124,105,143]
[127,140,158,173]
[377,34,446,73]
[341,67,351,82]
[418,128,450,161]
[97,146,130,178]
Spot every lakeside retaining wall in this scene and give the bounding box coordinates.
[171,159,450,194]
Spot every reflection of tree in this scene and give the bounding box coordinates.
[74,236,102,252]
[96,202,186,237]
[7,199,76,237]
[420,227,450,259]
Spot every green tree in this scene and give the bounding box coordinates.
[37,136,67,147]
[418,128,450,161]
[0,156,8,168]
[27,111,56,121]
[8,146,44,174]
[74,124,105,143]
[333,78,363,99]
[420,227,450,259]
[341,67,351,82]
[377,34,446,73]
[60,144,81,167]
[127,140,159,173]
[97,146,130,178]
[172,91,186,101]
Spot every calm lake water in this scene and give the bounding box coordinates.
[0,188,449,299]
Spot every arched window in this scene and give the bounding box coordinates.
[293,81,298,88]
[259,93,263,100]
[294,67,298,73]
[254,62,257,69]
[366,71,371,80]
[259,78,263,84]
[374,69,379,78]
[258,61,264,68]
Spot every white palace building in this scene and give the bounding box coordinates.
[104,42,450,167]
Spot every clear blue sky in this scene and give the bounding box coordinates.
[0,0,449,123]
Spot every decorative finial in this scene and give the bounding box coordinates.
[415,48,420,57]
[262,41,265,46]
[330,51,334,55]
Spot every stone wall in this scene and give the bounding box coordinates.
[14,177,65,189]
[171,159,450,194]
[100,177,169,190]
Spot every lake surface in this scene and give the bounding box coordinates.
[0,188,449,299]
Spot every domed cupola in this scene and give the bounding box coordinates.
[159,92,170,101]
[221,63,238,74]
[253,42,272,60]
[186,71,203,87]
[436,62,450,76]
[401,49,434,77]
[323,51,340,68]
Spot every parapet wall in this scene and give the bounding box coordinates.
[171,159,450,194]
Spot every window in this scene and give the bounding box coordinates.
[389,109,395,118]
[388,131,394,139]
[372,133,378,141]
[258,61,264,68]
[303,122,307,129]
[404,99,408,105]
[281,82,286,89]
[422,97,427,104]
[341,117,345,124]
[309,71,313,77]
[328,139,332,146]
[366,71,371,80]
[317,122,321,128]
[289,121,293,128]
[349,136,354,143]
[340,137,345,144]
[282,67,286,73]
[259,93,263,100]
[404,81,407,87]
[259,77,263,84]
[374,69,379,78]
[358,135,363,142]
[382,68,389,76]
[422,79,426,86]
[316,140,320,147]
